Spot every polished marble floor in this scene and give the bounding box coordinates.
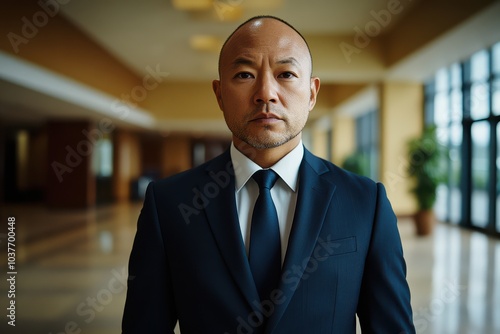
[0,202,499,334]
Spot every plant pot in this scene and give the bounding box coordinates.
[414,210,434,236]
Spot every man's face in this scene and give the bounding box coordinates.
[213,19,320,150]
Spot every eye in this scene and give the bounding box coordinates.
[234,72,254,79]
[278,72,297,79]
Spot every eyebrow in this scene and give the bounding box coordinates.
[231,56,301,68]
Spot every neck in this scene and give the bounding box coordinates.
[233,135,301,168]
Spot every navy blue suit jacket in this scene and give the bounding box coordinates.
[122,148,415,333]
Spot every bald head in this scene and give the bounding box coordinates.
[212,15,320,163]
[218,16,313,78]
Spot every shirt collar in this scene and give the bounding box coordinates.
[230,141,304,193]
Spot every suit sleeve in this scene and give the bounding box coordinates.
[357,183,416,334]
[122,182,177,333]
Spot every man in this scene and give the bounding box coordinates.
[123,16,415,333]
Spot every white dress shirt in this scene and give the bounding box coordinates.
[230,141,304,264]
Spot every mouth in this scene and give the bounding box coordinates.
[250,112,283,124]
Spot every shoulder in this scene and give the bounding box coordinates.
[301,148,391,211]
[303,148,378,192]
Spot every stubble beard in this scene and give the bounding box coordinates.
[239,128,298,149]
[226,103,310,150]
[231,119,305,150]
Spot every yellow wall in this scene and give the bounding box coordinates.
[142,82,222,120]
[311,128,329,160]
[332,115,355,167]
[161,136,192,176]
[306,35,384,75]
[379,82,423,215]
[312,84,367,120]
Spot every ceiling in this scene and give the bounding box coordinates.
[0,51,155,129]
[2,0,499,132]
[59,0,416,81]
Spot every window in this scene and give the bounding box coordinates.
[425,41,500,236]
[470,50,490,120]
[450,122,462,224]
[471,121,490,228]
[92,137,113,177]
[493,78,500,116]
[355,110,379,180]
[497,124,500,232]
[431,65,462,224]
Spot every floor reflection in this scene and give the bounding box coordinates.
[403,221,499,334]
[0,202,498,333]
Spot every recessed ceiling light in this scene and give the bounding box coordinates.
[172,0,212,11]
[213,4,243,21]
[244,0,284,10]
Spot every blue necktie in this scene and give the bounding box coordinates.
[249,169,281,302]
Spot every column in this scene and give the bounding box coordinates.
[379,82,423,216]
[46,120,96,208]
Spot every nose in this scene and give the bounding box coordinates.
[253,72,278,105]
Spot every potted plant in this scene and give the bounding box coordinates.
[342,151,369,177]
[406,126,445,236]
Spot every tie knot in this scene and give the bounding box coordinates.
[252,169,278,190]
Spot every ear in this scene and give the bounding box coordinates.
[308,77,321,111]
[212,80,224,111]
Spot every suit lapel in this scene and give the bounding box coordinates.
[266,149,337,333]
[201,151,261,309]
